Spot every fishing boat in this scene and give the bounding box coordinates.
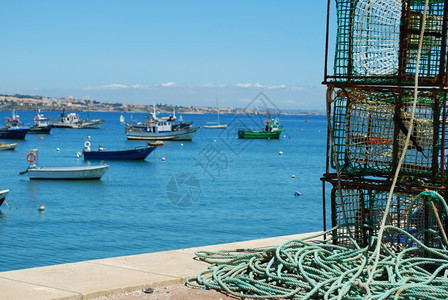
[20,150,109,179]
[52,110,104,129]
[81,137,157,160]
[238,117,284,139]
[0,189,9,207]
[29,110,53,134]
[204,95,227,129]
[0,110,30,139]
[125,107,199,141]
[0,142,17,151]
[25,165,109,180]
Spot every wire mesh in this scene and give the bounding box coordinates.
[330,87,442,179]
[331,184,447,251]
[331,0,447,85]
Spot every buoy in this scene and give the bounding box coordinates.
[181,143,183,146]
[162,157,166,162]
[38,204,45,211]
[56,148,60,152]
[213,139,216,142]
[292,175,295,178]
[40,137,43,140]
[279,151,283,155]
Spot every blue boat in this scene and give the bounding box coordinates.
[82,138,157,160]
[0,127,29,139]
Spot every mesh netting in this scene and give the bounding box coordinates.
[332,185,447,251]
[332,0,447,84]
[331,88,441,179]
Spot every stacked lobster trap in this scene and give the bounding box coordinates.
[322,0,448,249]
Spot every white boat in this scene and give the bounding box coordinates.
[0,189,9,206]
[29,110,54,134]
[0,142,17,151]
[52,110,104,129]
[120,114,125,123]
[203,123,228,129]
[25,164,109,180]
[203,95,228,129]
[125,107,199,141]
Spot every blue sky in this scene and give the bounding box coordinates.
[0,1,333,110]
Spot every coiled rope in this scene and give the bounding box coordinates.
[187,1,448,298]
[186,203,448,299]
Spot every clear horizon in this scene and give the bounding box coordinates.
[0,1,334,110]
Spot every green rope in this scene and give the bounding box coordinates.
[186,191,448,299]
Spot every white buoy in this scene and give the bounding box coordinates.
[181,143,183,146]
[38,204,45,211]
[56,148,60,152]
[279,151,283,155]
[292,175,295,178]
[162,157,166,162]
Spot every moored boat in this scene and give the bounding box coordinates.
[82,137,157,160]
[238,117,284,139]
[0,110,30,139]
[125,107,199,141]
[0,189,9,207]
[20,150,109,180]
[25,165,109,180]
[147,141,164,146]
[29,110,53,134]
[204,96,228,129]
[0,142,17,151]
[52,110,104,129]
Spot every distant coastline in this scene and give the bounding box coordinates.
[0,93,325,116]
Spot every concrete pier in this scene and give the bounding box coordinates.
[0,231,321,300]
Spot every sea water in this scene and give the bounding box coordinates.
[0,110,331,271]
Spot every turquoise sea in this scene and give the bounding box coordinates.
[0,110,330,272]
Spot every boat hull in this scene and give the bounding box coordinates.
[27,165,109,180]
[83,146,156,160]
[238,129,283,139]
[126,126,199,141]
[0,143,17,151]
[29,126,53,134]
[0,189,9,207]
[0,128,29,139]
[203,124,228,129]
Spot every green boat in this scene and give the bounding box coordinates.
[238,118,284,139]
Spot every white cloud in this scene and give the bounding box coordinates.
[131,84,149,89]
[235,83,287,89]
[266,84,287,89]
[84,84,128,90]
[200,83,227,88]
[291,86,305,91]
[235,83,254,88]
[161,82,176,87]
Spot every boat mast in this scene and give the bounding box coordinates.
[215,90,220,125]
